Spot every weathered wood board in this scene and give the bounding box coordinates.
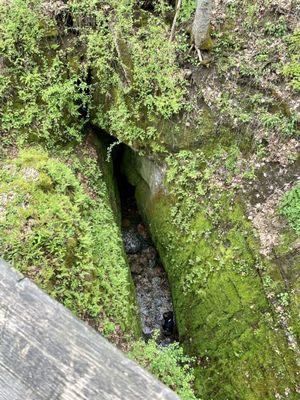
[0,259,179,400]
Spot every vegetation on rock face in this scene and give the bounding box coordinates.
[202,0,300,146]
[0,0,187,149]
[0,0,299,398]
[283,30,300,91]
[132,152,300,399]
[1,0,298,152]
[280,184,300,234]
[78,0,187,147]
[129,334,198,400]
[0,147,139,341]
[0,0,90,147]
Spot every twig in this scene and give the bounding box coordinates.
[196,47,203,62]
[169,0,182,42]
[188,44,194,54]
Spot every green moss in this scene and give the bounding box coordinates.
[0,147,140,341]
[280,183,300,234]
[88,133,122,224]
[134,185,299,399]
[200,35,213,51]
[273,200,300,345]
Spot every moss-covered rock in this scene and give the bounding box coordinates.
[91,72,215,153]
[148,196,299,399]
[0,146,140,343]
[123,149,300,399]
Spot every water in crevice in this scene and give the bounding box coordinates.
[114,146,176,344]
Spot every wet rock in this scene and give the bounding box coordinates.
[122,228,143,254]
[142,326,152,336]
[139,253,149,268]
[128,254,143,274]
[152,276,161,287]
[159,337,172,347]
[137,223,148,239]
[154,298,162,308]
[122,218,131,228]
[162,311,174,336]
[142,246,157,268]
[152,267,164,278]
[121,195,175,343]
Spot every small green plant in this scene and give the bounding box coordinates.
[260,112,298,136]
[282,30,300,91]
[264,17,287,37]
[283,60,300,91]
[280,184,300,235]
[247,3,259,18]
[129,334,198,400]
[178,0,196,23]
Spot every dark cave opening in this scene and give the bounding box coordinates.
[96,134,177,344]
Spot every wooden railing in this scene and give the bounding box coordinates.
[0,259,179,400]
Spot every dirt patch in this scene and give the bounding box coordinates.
[245,155,299,257]
[0,191,16,221]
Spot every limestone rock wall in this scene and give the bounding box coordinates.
[123,148,300,399]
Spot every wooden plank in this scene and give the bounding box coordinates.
[0,259,179,400]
